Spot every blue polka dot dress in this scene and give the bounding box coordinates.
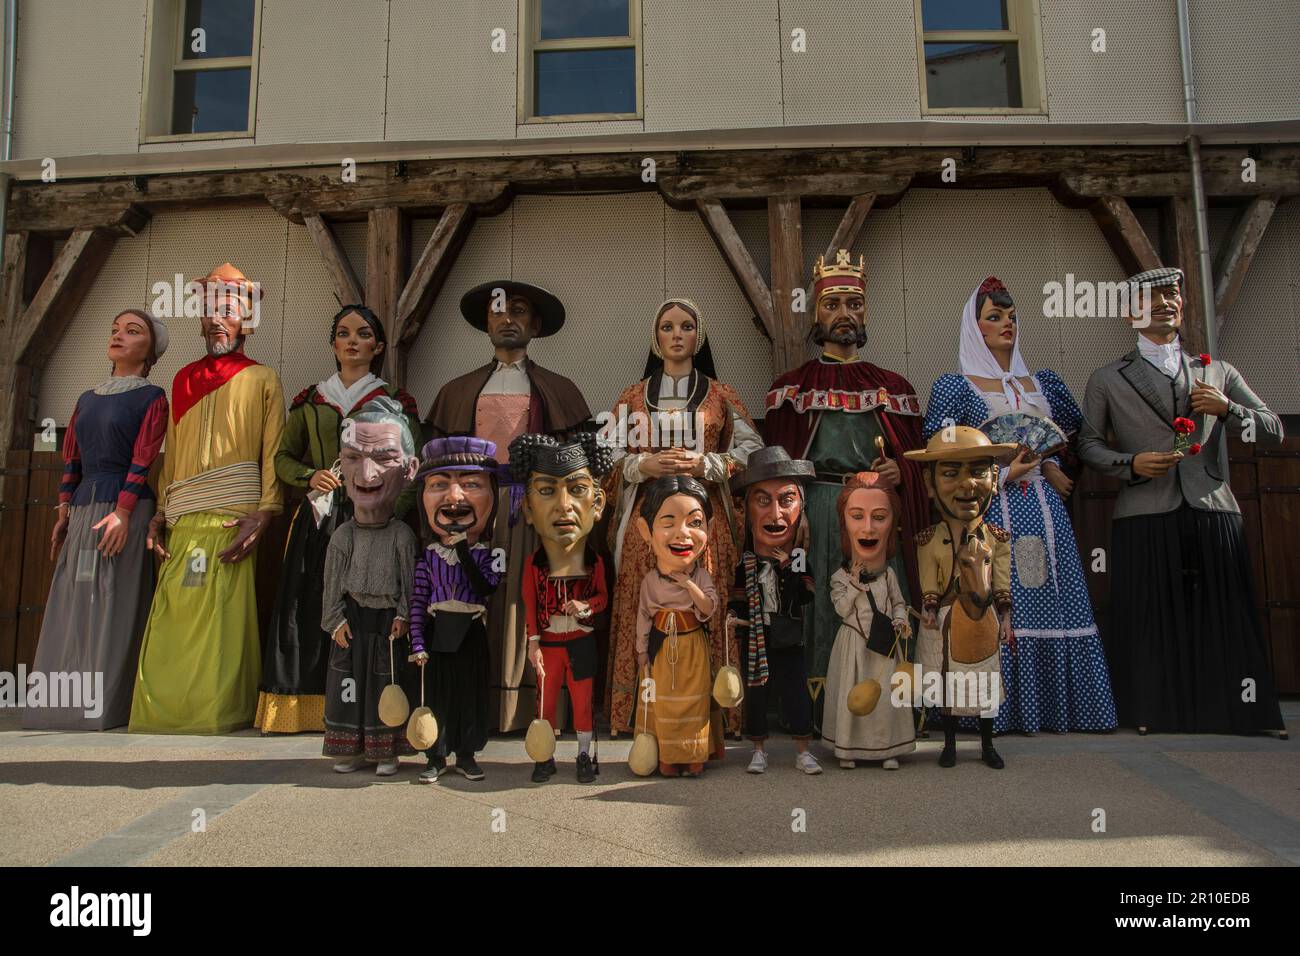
[922,371,1118,733]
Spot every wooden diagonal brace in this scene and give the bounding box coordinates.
[1089,195,1161,276]
[696,199,774,341]
[1214,195,1278,329]
[395,202,475,347]
[304,213,364,307]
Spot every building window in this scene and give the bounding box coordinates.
[916,0,1044,113]
[519,0,642,123]
[142,0,261,141]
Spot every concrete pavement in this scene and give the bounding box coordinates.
[1,705,1296,866]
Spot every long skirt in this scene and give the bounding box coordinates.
[411,620,490,759]
[822,626,916,760]
[1109,505,1284,734]
[978,475,1116,733]
[487,485,537,732]
[918,604,1006,718]
[255,496,340,734]
[129,512,261,735]
[634,626,725,766]
[322,600,415,760]
[23,497,156,731]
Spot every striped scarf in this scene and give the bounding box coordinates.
[742,551,769,687]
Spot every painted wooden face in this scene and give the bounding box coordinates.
[1128,282,1183,335]
[108,312,154,370]
[977,295,1017,354]
[524,467,605,549]
[486,294,539,349]
[927,459,997,524]
[339,420,416,524]
[815,292,866,345]
[422,469,495,543]
[655,305,698,363]
[333,310,383,370]
[638,493,709,575]
[200,286,250,356]
[746,478,802,557]
[843,486,894,571]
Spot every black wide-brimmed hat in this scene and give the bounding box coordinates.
[459,280,566,337]
[732,446,815,493]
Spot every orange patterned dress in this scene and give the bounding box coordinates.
[603,376,758,735]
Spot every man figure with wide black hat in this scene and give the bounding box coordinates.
[426,281,593,732]
[1077,266,1286,737]
[726,445,823,775]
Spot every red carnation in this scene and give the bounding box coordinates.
[1199,353,1212,367]
[1188,443,1202,455]
[1173,417,1196,434]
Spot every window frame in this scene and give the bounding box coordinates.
[517,0,643,124]
[914,0,1046,115]
[140,0,263,143]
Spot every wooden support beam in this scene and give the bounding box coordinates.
[1214,195,1278,328]
[304,214,364,307]
[395,202,475,348]
[768,196,806,378]
[822,193,876,264]
[1089,195,1161,276]
[663,174,905,206]
[365,208,408,386]
[0,233,31,489]
[270,179,507,224]
[695,199,774,341]
[15,228,118,368]
[1160,196,1209,357]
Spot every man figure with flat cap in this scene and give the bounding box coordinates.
[427,280,593,732]
[1078,266,1286,737]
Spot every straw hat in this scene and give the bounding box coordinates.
[902,426,1019,463]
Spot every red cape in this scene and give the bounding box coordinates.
[171,352,258,423]
[762,358,929,599]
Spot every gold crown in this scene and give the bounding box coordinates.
[813,248,866,284]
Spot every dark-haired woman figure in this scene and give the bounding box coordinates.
[255,305,422,735]
[633,475,723,777]
[23,310,169,730]
[921,277,1115,735]
[604,299,762,737]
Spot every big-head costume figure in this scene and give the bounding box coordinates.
[408,436,505,783]
[1077,266,1286,736]
[905,427,1017,769]
[426,281,592,733]
[510,432,613,784]
[763,249,928,701]
[726,446,822,776]
[130,263,285,735]
[321,396,420,775]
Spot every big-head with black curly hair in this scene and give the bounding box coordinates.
[509,432,612,577]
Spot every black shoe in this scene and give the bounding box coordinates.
[576,752,596,783]
[981,747,1005,770]
[454,754,485,781]
[938,745,956,768]
[531,758,557,783]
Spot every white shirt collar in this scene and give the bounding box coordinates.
[317,372,381,414]
[494,358,527,372]
[429,540,486,564]
[1137,334,1182,379]
[657,373,693,400]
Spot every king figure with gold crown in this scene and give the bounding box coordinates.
[762,250,930,726]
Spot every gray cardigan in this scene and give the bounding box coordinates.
[1077,348,1283,519]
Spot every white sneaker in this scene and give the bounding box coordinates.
[882,757,900,770]
[375,760,399,776]
[795,751,823,775]
[747,750,768,774]
[333,756,365,773]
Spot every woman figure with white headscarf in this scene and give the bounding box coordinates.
[921,276,1116,734]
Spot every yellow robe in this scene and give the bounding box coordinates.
[129,360,284,734]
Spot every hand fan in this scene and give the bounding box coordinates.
[979,412,1068,459]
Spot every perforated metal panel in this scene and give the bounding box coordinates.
[1040,0,1184,124]
[385,0,517,142]
[1189,0,1300,124]
[643,0,781,132]
[779,0,920,124]
[664,205,772,417]
[254,0,388,145]
[1216,199,1300,414]
[279,222,356,400]
[38,226,153,428]
[12,0,146,159]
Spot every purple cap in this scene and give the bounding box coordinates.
[416,436,501,480]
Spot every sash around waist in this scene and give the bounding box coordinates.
[652,609,703,633]
[163,461,262,526]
